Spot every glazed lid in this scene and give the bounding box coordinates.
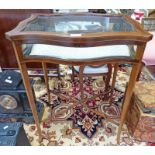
[5,13,153,47]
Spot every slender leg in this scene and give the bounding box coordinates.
[79,65,85,101]
[57,64,61,80]
[117,44,146,144]
[12,42,42,141]
[42,62,50,104]
[71,66,75,82]
[109,63,119,104]
[104,64,112,92]
[20,63,42,141]
[103,64,112,101]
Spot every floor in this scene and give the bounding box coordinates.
[0,65,154,146]
[23,65,154,146]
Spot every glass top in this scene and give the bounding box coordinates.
[23,14,136,34]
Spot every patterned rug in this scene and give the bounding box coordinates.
[23,65,153,146]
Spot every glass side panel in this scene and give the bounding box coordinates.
[23,15,136,33]
[22,43,135,60]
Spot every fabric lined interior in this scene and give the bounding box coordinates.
[29,44,131,60]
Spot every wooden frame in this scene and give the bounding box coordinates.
[5,13,152,144]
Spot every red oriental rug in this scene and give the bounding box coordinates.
[23,65,153,146]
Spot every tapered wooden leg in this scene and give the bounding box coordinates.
[20,63,42,141]
[12,42,42,141]
[57,64,60,80]
[104,64,112,91]
[71,66,75,82]
[103,64,112,101]
[117,64,139,144]
[42,62,50,104]
[79,66,85,101]
[117,44,146,144]
[109,63,119,104]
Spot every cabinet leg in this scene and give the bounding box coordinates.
[42,62,50,104]
[109,63,118,105]
[117,44,146,144]
[79,66,85,102]
[20,63,42,141]
[117,64,141,144]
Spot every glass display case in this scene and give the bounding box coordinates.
[5,13,152,144]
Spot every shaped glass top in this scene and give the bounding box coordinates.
[5,13,153,63]
[23,14,135,34]
[6,13,152,49]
